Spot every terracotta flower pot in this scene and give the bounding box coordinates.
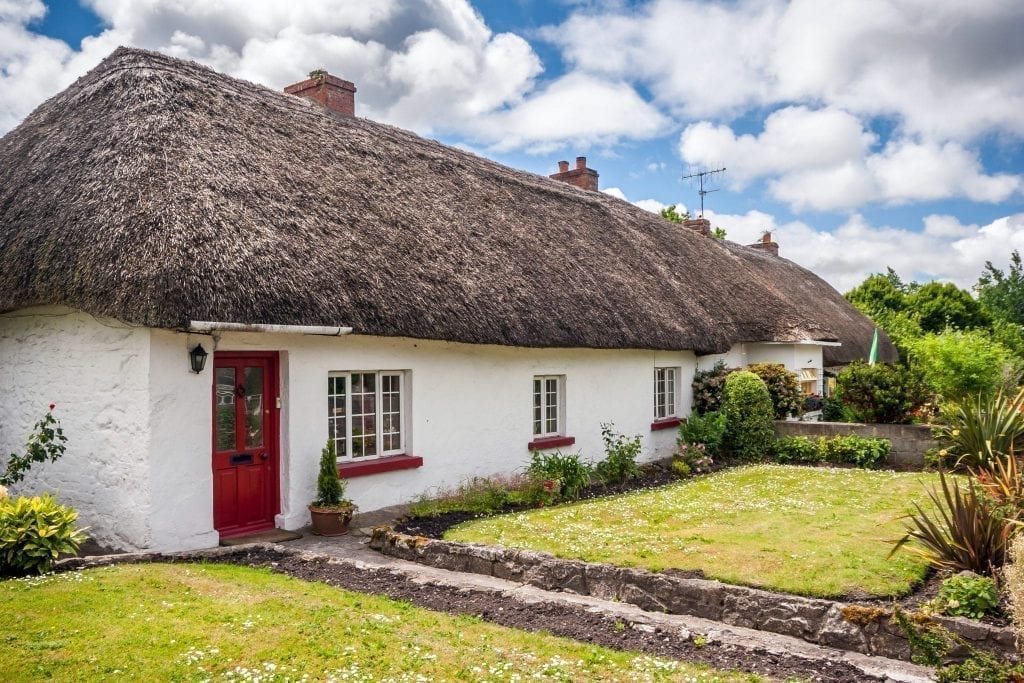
[308,503,355,536]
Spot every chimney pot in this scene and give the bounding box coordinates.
[549,155,599,192]
[762,231,772,244]
[284,71,357,116]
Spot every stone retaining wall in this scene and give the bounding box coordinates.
[774,421,939,468]
[370,528,1014,662]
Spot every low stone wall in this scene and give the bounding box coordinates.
[370,528,1014,662]
[774,421,939,468]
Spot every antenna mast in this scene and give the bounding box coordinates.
[682,167,726,217]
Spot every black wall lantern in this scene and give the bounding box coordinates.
[189,344,209,374]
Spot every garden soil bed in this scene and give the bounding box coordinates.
[229,546,882,682]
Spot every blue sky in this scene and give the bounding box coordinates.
[4,0,1023,292]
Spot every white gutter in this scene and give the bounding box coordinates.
[188,321,353,336]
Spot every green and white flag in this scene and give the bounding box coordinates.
[868,328,879,366]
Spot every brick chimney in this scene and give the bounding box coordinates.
[682,217,711,237]
[549,156,599,192]
[284,71,356,116]
[748,231,780,256]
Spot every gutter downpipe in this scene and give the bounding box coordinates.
[188,321,353,336]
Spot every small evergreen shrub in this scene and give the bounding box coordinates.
[691,362,733,415]
[527,450,591,500]
[0,493,87,576]
[821,395,854,422]
[834,361,929,424]
[312,439,347,508]
[722,371,775,461]
[676,410,726,456]
[594,423,641,484]
[930,573,999,620]
[747,363,803,419]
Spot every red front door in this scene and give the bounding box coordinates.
[212,352,279,537]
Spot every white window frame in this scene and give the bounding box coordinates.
[654,367,679,419]
[532,375,565,438]
[328,370,406,461]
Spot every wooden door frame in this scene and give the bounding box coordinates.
[211,350,281,536]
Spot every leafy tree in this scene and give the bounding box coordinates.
[976,250,1024,327]
[711,226,726,240]
[911,330,1015,401]
[905,282,990,334]
[845,271,908,318]
[659,204,689,223]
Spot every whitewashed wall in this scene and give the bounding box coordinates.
[3,307,704,551]
[0,307,154,549]
[201,332,696,531]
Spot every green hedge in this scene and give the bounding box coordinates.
[775,435,890,469]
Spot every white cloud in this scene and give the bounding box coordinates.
[602,187,685,215]
[706,209,1024,292]
[681,107,1023,211]
[549,0,1024,141]
[0,0,668,152]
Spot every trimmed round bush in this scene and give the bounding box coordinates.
[722,371,776,461]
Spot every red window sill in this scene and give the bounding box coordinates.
[527,435,576,450]
[338,454,423,479]
[651,417,683,431]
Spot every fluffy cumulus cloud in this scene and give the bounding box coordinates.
[0,0,668,150]
[702,209,1024,292]
[551,0,1024,140]
[680,107,1023,211]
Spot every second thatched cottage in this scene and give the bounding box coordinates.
[0,48,896,551]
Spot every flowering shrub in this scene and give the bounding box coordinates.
[1,404,67,486]
[672,443,713,477]
[747,363,803,419]
[691,362,734,415]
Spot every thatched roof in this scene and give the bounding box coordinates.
[0,47,895,365]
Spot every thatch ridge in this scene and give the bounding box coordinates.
[0,47,895,363]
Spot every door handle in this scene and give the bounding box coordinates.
[260,453,268,461]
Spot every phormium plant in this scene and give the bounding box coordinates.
[527,450,591,500]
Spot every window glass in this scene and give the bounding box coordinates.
[328,371,404,460]
[244,367,264,448]
[215,367,236,451]
[533,375,563,437]
[654,367,678,419]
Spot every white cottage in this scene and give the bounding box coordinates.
[0,48,896,551]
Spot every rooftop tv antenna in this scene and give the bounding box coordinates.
[682,166,726,217]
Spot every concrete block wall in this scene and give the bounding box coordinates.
[773,421,939,469]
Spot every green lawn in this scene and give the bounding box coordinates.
[0,563,759,682]
[447,464,938,598]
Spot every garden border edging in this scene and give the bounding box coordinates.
[370,527,1014,662]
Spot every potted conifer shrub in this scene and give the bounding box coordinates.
[308,439,356,536]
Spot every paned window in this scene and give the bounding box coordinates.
[533,375,563,437]
[328,371,405,460]
[800,368,819,396]
[654,367,678,419]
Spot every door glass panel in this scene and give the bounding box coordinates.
[244,366,264,448]
[216,367,236,451]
